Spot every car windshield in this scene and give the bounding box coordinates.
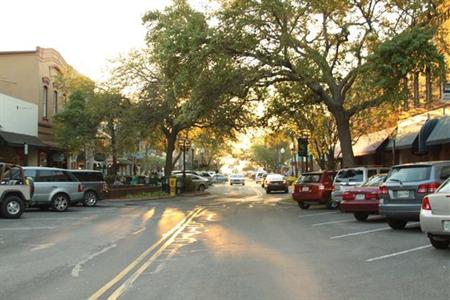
[230,174,244,179]
[334,169,364,183]
[297,174,321,183]
[387,166,431,183]
[267,174,283,181]
[362,175,386,187]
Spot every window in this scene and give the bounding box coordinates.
[437,178,450,193]
[72,171,104,182]
[334,169,364,183]
[54,91,58,114]
[24,169,37,179]
[43,86,48,118]
[440,166,450,180]
[298,174,321,183]
[387,166,431,183]
[368,169,377,178]
[36,170,54,182]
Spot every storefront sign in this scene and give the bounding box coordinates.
[442,82,450,102]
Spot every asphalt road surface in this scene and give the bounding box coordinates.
[0,181,449,300]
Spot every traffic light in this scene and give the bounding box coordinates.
[297,137,308,157]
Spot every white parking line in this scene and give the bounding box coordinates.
[298,212,337,218]
[366,245,432,262]
[0,226,56,231]
[312,219,354,226]
[330,227,391,239]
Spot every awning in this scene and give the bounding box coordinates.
[0,131,47,148]
[385,115,429,150]
[353,128,394,157]
[427,116,450,146]
[334,128,394,158]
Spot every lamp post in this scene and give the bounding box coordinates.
[279,147,285,173]
[191,143,195,170]
[290,142,297,177]
[177,136,191,193]
[23,143,28,166]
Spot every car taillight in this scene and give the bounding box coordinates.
[421,196,431,210]
[379,185,388,195]
[78,184,83,192]
[418,182,440,194]
[318,184,325,190]
[342,192,354,201]
[366,192,379,200]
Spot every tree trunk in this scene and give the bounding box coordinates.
[425,66,432,108]
[110,125,118,176]
[333,109,356,168]
[413,72,419,107]
[164,133,177,177]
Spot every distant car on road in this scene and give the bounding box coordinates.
[420,177,450,249]
[265,174,289,194]
[340,174,387,221]
[0,163,32,218]
[69,170,108,207]
[212,174,228,183]
[23,167,84,212]
[229,174,245,185]
[255,171,267,184]
[380,161,450,230]
[292,171,335,209]
[174,173,209,192]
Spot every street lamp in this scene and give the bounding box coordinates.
[278,147,285,173]
[191,143,195,170]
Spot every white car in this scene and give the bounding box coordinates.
[229,174,245,185]
[255,172,267,184]
[420,177,450,249]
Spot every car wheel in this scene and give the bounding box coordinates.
[353,213,369,221]
[298,202,310,210]
[429,235,450,249]
[51,193,70,212]
[387,219,407,230]
[83,191,98,207]
[198,185,206,192]
[325,199,338,209]
[1,196,24,219]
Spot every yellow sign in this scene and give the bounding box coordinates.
[169,177,177,196]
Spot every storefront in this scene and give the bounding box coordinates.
[0,130,47,165]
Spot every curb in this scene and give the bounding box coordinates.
[104,191,210,203]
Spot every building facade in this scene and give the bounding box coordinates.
[0,47,74,166]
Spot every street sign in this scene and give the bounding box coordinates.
[442,82,450,102]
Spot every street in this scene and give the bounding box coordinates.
[0,182,449,300]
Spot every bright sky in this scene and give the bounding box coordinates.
[0,0,210,81]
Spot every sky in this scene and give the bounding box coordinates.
[0,0,210,81]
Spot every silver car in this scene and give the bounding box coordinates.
[230,174,245,185]
[23,167,84,212]
[420,178,450,249]
[332,166,390,207]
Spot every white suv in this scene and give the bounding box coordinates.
[331,166,390,207]
[0,163,32,218]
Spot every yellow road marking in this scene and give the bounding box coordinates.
[88,207,203,300]
[107,208,204,300]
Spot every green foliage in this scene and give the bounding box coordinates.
[53,90,98,154]
[142,155,165,172]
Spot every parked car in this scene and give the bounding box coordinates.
[0,163,33,218]
[340,174,387,221]
[380,161,450,230]
[420,177,450,249]
[229,174,245,185]
[69,170,108,207]
[174,173,209,192]
[23,167,84,212]
[199,172,214,185]
[212,174,228,183]
[331,166,390,207]
[265,174,289,194]
[292,171,336,209]
[255,171,267,184]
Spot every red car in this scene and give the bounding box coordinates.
[292,171,336,209]
[340,174,387,221]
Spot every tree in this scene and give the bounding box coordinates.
[88,91,131,175]
[113,0,256,176]
[217,0,446,167]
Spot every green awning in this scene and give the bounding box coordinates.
[427,116,450,146]
[0,131,47,148]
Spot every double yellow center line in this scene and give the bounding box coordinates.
[88,207,205,300]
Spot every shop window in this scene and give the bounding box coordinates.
[43,86,48,118]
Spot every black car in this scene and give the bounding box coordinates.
[69,170,108,207]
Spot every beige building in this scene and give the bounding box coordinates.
[0,47,75,166]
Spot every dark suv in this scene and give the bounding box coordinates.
[379,161,450,230]
[69,170,108,207]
